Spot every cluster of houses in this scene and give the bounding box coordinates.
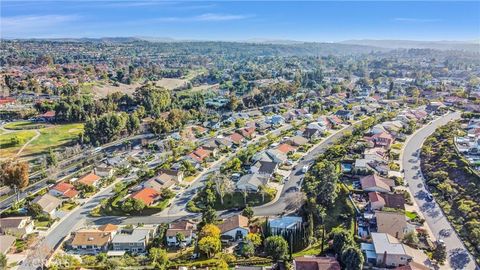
[341,109,435,269]
[0,216,35,256]
[29,171,107,218]
[455,118,480,171]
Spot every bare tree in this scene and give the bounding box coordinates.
[24,240,52,270]
[213,173,235,205]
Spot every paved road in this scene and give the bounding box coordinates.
[403,111,477,270]
[167,123,292,216]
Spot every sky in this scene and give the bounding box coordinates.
[1,1,479,41]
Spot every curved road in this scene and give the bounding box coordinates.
[403,111,477,270]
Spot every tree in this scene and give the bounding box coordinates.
[264,236,289,261]
[132,198,146,211]
[242,206,254,222]
[403,231,419,246]
[246,233,262,247]
[341,246,364,270]
[241,240,255,257]
[176,232,186,246]
[332,228,353,255]
[214,174,234,205]
[201,206,218,226]
[0,253,7,269]
[1,159,29,202]
[0,159,29,189]
[149,247,168,269]
[126,112,140,135]
[199,224,221,239]
[198,236,221,258]
[46,148,58,167]
[432,243,447,264]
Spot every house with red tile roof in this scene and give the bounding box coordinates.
[130,188,160,206]
[327,115,343,126]
[77,173,101,188]
[276,143,297,154]
[49,182,79,199]
[240,127,256,139]
[187,147,212,164]
[229,132,245,145]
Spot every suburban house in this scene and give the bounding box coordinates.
[240,127,256,139]
[94,164,114,178]
[0,216,34,238]
[229,132,246,145]
[362,233,429,267]
[166,220,196,246]
[268,216,303,234]
[98,223,118,237]
[70,229,112,252]
[327,115,343,127]
[130,188,160,206]
[218,215,249,241]
[360,174,395,193]
[31,193,62,217]
[112,227,152,253]
[288,135,309,147]
[276,143,297,155]
[335,110,354,121]
[367,131,395,149]
[267,115,285,126]
[142,174,176,193]
[158,169,184,183]
[250,161,279,176]
[302,128,322,141]
[0,235,16,255]
[236,174,269,192]
[187,147,213,164]
[77,172,102,188]
[375,211,408,239]
[369,192,405,211]
[49,181,79,199]
[293,256,341,270]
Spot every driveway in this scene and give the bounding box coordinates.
[402,111,477,270]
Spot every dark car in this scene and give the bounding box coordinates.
[426,194,434,202]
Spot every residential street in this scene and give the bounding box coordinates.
[402,111,477,270]
[254,122,359,216]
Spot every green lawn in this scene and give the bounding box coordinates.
[60,201,78,211]
[405,211,418,220]
[23,123,84,156]
[0,122,84,158]
[0,130,37,157]
[3,121,46,130]
[292,243,323,258]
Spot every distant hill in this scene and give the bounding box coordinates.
[339,39,480,52]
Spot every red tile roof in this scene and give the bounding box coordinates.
[229,132,244,144]
[78,173,101,186]
[130,188,160,206]
[52,182,78,198]
[277,143,296,154]
[40,110,56,118]
[188,147,211,162]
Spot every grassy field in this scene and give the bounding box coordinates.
[24,123,84,155]
[0,122,84,158]
[3,121,46,130]
[0,130,37,157]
